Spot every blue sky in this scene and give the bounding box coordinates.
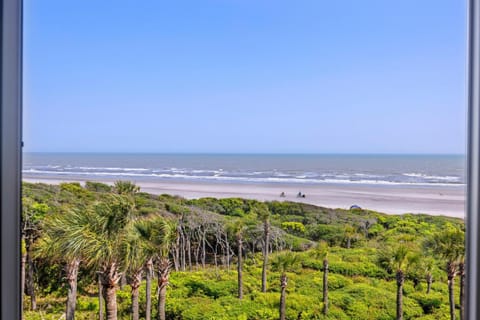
[23,1,467,154]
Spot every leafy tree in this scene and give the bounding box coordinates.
[271,252,300,320]
[22,198,49,311]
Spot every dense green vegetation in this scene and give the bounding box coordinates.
[22,181,465,320]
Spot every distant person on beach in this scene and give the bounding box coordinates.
[280,192,285,197]
[297,191,305,198]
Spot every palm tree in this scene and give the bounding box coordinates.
[155,220,176,320]
[344,225,357,249]
[63,194,137,320]
[138,216,175,320]
[271,252,300,320]
[422,257,435,294]
[145,257,153,320]
[35,208,90,320]
[156,256,171,320]
[123,222,152,320]
[311,241,329,315]
[254,203,271,293]
[113,180,140,195]
[426,227,464,320]
[132,216,171,320]
[378,243,418,320]
[227,219,248,299]
[33,183,96,319]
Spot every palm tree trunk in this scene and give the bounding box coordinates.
[448,276,456,320]
[396,270,404,320]
[21,249,26,315]
[103,285,118,320]
[65,258,80,320]
[426,274,432,294]
[447,262,456,320]
[158,284,167,320]
[413,278,419,290]
[157,258,170,320]
[262,221,270,293]
[130,270,143,320]
[26,251,36,311]
[237,237,243,299]
[323,258,329,315]
[145,258,153,320]
[131,286,140,320]
[459,262,465,320]
[98,274,104,320]
[100,263,121,320]
[279,273,287,320]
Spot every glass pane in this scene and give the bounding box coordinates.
[22,1,466,319]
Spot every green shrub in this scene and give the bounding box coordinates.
[409,292,444,314]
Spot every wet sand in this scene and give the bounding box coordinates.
[23,176,466,218]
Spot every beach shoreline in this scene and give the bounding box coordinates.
[22,176,466,218]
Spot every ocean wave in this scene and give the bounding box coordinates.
[353,173,383,178]
[403,173,461,181]
[29,166,151,172]
[22,168,465,187]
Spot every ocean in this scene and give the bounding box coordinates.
[22,153,465,187]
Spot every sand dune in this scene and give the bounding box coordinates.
[23,177,466,218]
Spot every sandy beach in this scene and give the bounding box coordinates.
[22,176,466,218]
